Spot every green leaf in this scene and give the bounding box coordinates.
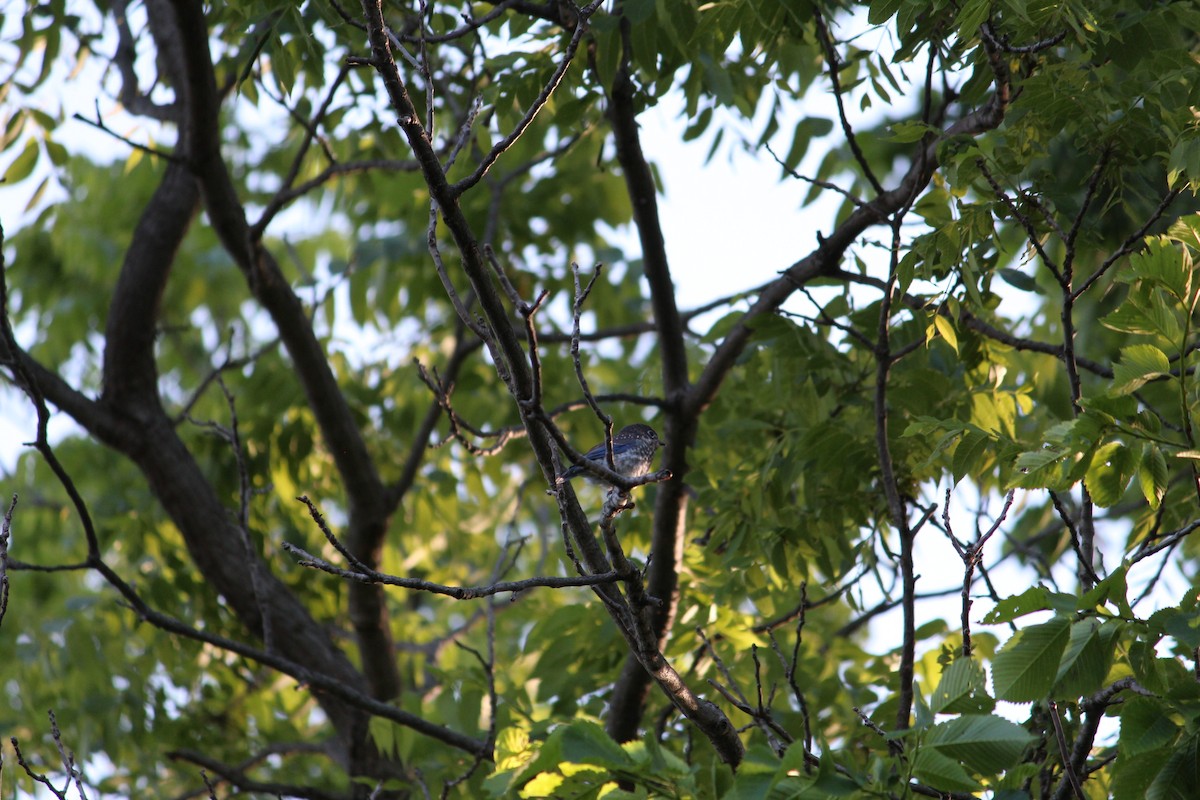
[1148,603,1200,650]
[3,138,40,183]
[932,314,959,353]
[24,174,50,212]
[1084,441,1135,508]
[1113,746,1174,800]
[952,429,992,486]
[683,106,713,142]
[1078,565,1133,618]
[955,0,991,37]
[1111,344,1172,395]
[43,137,67,166]
[991,617,1071,702]
[784,117,834,170]
[911,747,982,793]
[998,267,1039,292]
[698,52,734,106]
[887,120,936,143]
[1148,731,1200,800]
[368,716,399,759]
[1130,237,1192,302]
[982,586,1059,624]
[931,658,995,715]
[1139,445,1169,509]
[1167,135,1200,191]
[808,748,862,796]
[1013,446,1069,473]
[1054,619,1117,698]
[558,720,630,768]
[867,0,905,25]
[1120,697,1180,757]
[1101,288,1183,342]
[269,41,296,97]
[522,771,566,796]
[925,715,1036,774]
[622,0,655,24]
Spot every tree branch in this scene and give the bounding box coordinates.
[357,0,743,763]
[603,2,694,747]
[168,0,403,702]
[449,0,601,196]
[684,26,1012,420]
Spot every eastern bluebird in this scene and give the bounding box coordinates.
[559,423,663,483]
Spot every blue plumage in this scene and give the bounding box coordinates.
[560,423,662,483]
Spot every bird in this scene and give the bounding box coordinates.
[559,423,663,484]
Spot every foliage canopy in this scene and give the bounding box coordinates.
[2,0,1200,797]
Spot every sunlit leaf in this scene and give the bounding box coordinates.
[1111,344,1171,395]
[991,617,1071,702]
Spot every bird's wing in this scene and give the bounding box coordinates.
[582,438,635,461]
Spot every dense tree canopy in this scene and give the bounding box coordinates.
[2,0,1200,797]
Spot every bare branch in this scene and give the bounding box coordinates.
[943,488,1016,658]
[71,108,182,162]
[764,141,867,207]
[295,491,602,610]
[111,0,179,121]
[0,493,13,629]
[1072,186,1185,300]
[168,750,347,800]
[396,0,519,44]
[450,0,604,195]
[980,23,1068,54]
[569,262,614,442]
[813,8,885,196]
[1048,700,1086,800]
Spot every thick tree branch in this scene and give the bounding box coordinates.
[100,162,199,406]
[7,249,475,775]
[875,223,919,732]
[170,753,343,800]
[603,7,694,747]
[111,0,180,121]
[167,0,402,703]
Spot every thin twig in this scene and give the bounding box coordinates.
[72,106,182,163]
[1063,146,1112,255]
[0,493,14,629]
[427,202,491,341]
[813,8,884,196]
[216,377,273,651]
[521,289,551,409]
[976,158,1062,281]
[1050,490,1100,586]
[979,24,1068,54]
[763,142,866,207]
[943,488,1016,657]
[396,0,518,44]
[288,499,621,599]
[1047,700,1085,800]
[1072,187,1184,300]
[450,0,605,195]
[568,262,613,451]
[49,710,89,800]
